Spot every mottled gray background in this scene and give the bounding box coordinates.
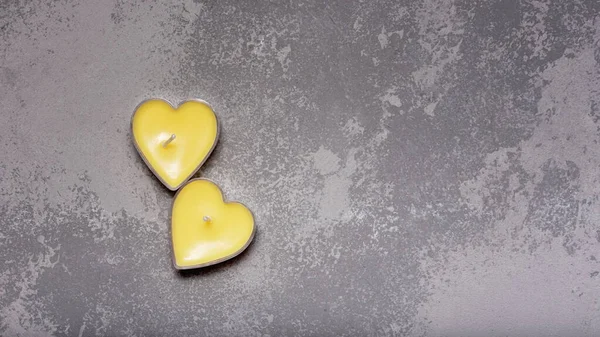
[1,0,600,336]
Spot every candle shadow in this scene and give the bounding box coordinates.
[175,235,257,278]
[193,141,222,179]
[128,140,176,194]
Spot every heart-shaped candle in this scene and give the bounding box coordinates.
[131,99,219,191]
[171,179,255,269]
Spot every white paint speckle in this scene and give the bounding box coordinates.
[380,88,403,108]
[424,101,438,116]
[311,146,341,176]
[318,149,358,221]
[277,45,291,72]
[378,26,389,49]
[377,26,404,49]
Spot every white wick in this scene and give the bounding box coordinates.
[203,216,212,223]
[162,134,176,148]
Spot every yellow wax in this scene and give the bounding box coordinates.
[171,179,255,269]
[131,99,218,191]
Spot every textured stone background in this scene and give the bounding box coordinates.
[1,0,600,336]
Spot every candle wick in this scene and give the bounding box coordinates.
[162,134,176,148]
[203,216,211,223]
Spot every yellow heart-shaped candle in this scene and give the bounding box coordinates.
[131,99,219,191]
[171,179,255,269]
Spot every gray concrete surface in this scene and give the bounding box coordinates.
[1,0,600,336]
